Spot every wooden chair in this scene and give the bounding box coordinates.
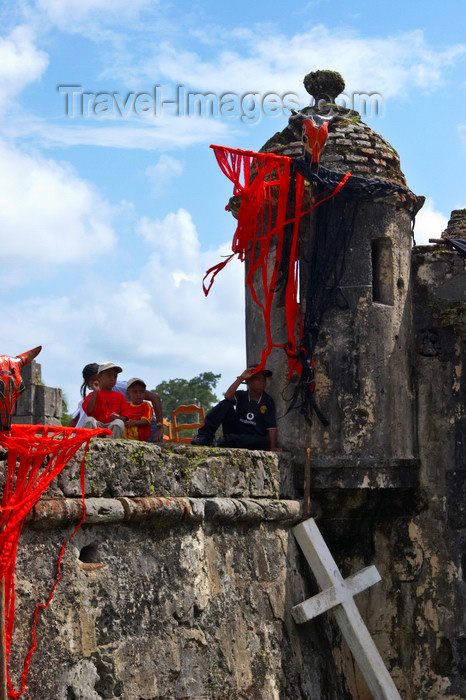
[163,417,173,442]
[171,404,205,443]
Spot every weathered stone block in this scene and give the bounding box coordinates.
[10,415,34,425]
[34,385,62,418]
[19,360,42,385]
[13,384,36,414]
[190,466,219,496]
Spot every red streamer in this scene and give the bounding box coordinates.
[206,144,350,378]
[302,118,329,163]
[0,424,110,698]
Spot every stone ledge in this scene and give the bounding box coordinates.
[310,457,420,490]
[25,496,301,529]
[307,457,424,521]
[55,439,280,500]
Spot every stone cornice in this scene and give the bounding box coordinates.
[24,496,301,529]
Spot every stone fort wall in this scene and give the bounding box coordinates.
[4,444,353,700]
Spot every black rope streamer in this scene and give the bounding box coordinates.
[294,158,408,199]
[280,159,408,426]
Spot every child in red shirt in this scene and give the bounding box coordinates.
[82,362,128,438]
[123,378,154,441]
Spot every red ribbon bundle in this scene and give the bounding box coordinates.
[205,145,350,378]
[0,424,109,698]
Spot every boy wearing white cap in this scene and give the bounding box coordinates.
[82,362,128,438]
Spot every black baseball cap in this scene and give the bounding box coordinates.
[247,364,272,378]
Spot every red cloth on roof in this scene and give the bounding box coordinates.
[302,118,329,163]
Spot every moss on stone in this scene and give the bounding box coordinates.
[438,302,466,326]
[128,445,147,470]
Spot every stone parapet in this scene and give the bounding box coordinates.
[7,441,343,700]
[55,439,282,500]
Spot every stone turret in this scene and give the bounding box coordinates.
[246,72,424,468]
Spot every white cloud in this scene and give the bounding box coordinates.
[1,113,235,150]
[3,22,464,151]
[122,26,466,104]
[138,209,200,267]
[0,26,48,108]
[35,0,155,31]
[145,154,184,195]
[2,207,245,411]
[413,198,449,245]
[0,139,116,283]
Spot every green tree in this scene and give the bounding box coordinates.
[154,372,221,421]
[61,395,72,426]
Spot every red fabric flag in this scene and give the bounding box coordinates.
[206,144,350,379]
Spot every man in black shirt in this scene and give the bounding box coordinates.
[191,366,278,450]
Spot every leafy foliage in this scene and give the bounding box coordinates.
[61,395,72,426]
[154,372,221,420]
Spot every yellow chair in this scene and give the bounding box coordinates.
[163,417,173,442]
[171,404,205,443]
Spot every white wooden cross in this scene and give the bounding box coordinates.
[292,518,401,700]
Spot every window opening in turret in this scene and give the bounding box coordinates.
[371,238,394,305]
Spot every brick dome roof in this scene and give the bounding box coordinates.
[260,104,407,188]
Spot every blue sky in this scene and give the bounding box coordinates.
[1,0,465,413]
